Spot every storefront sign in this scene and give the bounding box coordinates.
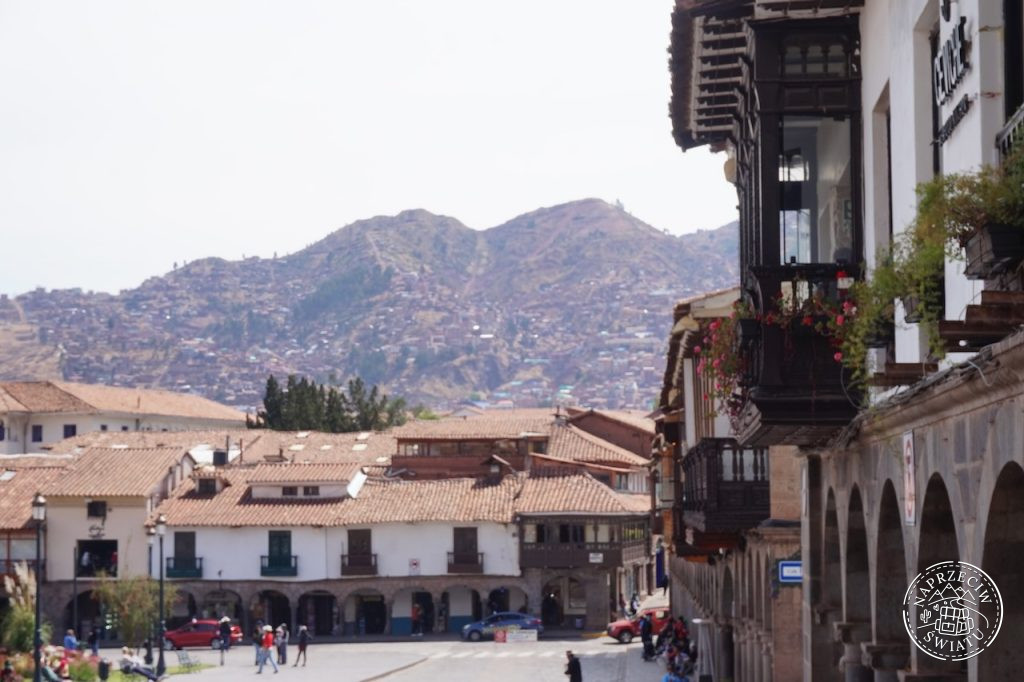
[935,93,973,145]
[933,17,969,106]
[903,431,916,525]
[588,552,604,564]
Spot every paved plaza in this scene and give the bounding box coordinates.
[118,634,674,681]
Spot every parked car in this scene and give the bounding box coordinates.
[461,612,544,642]
[163,619,243,649]
[606,608,671,644]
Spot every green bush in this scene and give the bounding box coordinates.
[68,659,98,682]
[1,602,51,654]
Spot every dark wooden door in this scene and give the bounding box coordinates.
[268,531,291,559]
[453,527,478,557]
[349,529,372,556]
[174,532,196,559]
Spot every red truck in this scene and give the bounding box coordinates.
[605,607,673,644]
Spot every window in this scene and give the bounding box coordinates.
[197,478,217,495]
[282,486,298,497]
[0,423,4,441]
[1006,0,1024,118]
[121,426,129,432]
[100,424,108,432]
[779,116,854,265]
[77,539,118,577]
[31,425,43,443]
[174,531,196,559]
[348,528,372,556]
[453,527,478,557]
[63,424,77,438]
[558,523,584,544]
[86,501,107,518]
[268,530,291,557]
[302,486,320,496]
[212,450,228,466]
[535,524,548,544]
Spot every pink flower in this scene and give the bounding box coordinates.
[703,393,709,401]
[694,345,702,354]
[709,320,720,331]
[835,315,845,326]
[802,315,813,326]
[842,301,854,313]
[833,352,843,362]
[712,358,721,369]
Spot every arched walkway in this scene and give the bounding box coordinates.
[915,474,961,676]
[343,589,386,635]
[485,585,528,614]
[874,480,909,676]
[168,590,197,630]
[841,486,872,682]
[64,590,104,641]
[391,587,434,635]
[980,463,1024,679]
[818,489,842,681]
[541,576,585,627]
[297,590,337,636]
[200,589,243,624]
[442,586,481,633]
[251,590,291,631]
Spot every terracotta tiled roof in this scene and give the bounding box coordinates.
[0,454,76,468]
[50,429,395,466]
[0,381,245,422]
[516,473,651,516]
[42,447,184,497]
[339,477,518,524]
[546,424,650,467]
[393,409,553,440]
[0,467,66,530]
[568,409,657,436]
[243,462,365,484]
[156,469,351,527]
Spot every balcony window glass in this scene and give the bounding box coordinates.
[536,524,548,543]
[597,524,610,542]
[558,524,584,543]
[523,524,536,543]
[779,116,854,265]
[9,539,34,560]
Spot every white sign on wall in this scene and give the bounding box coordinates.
[588,552,604,564]
[903,431,916,526]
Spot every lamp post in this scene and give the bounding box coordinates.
[31,492,46,682]
[156,513,167,677]
[145,526,156,666]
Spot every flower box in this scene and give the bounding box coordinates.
[963,223,1024,279]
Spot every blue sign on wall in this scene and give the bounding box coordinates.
[778,560,803,584]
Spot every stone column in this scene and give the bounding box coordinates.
[834,621,873,682]
[760,632,773,682]
[860,641,909,682]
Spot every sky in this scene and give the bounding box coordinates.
[0,1,737,296]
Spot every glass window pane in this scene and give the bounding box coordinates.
[779,116,854,264]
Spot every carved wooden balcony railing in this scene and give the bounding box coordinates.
[679,438,769,534]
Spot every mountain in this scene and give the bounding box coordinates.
[0,199,738,411]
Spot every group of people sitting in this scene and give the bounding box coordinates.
[638,613,696,682]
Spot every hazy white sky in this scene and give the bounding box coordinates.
[0,1,736,296]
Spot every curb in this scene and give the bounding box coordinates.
[580,631,608,640]
[360,655,427,681]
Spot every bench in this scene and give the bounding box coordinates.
[175,650,200,673]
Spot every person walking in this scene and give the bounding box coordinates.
[87,629,99,657]
[293,625,310,667]
[252,621,264,666]
[640,613,655,662]
[63,629,78,652]
[256,625,279,674]
[564,650,582,682]
[276,624,288,665]
[655,616,674,654]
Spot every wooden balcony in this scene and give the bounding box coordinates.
[940,291,1024,352]
[519,540,648,569]
[737,264,860,447]
[447,552,483,574]
[260,555,297,577]
[165,556,203,579]
[341,553,377,577]
[679,438,769,534]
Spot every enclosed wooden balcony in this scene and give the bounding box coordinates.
[736,264,860,447]
[679,438,769,534]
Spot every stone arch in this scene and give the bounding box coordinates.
[63,590,103,639]
[721,565,734,619]
[167,589,198,629]
[874,481,908,645]
[342,588,387,635]
[845,486,870,623]
[979,463,1024,679]
[541,575,585,627]
[485,585,528,614]
[250,589,291,631]
[824,489,841,609]
[761,551,771,632]
[442,585,482,633]
[753,550,763,627]
[199,589,243,624]
[391,586,435,635]
[915,473,962,676]
[297,589,338,636]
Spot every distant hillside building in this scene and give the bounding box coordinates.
[0,381,247,454]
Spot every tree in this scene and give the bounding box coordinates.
[92,574,176,649]
[253,374,408,432]
[1,562,51,653]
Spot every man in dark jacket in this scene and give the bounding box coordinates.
[564,650,582,682]
[640,613,655,661]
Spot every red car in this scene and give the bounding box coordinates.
[605,608,672,644]
[163,619,242,650]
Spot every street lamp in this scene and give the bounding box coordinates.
[31,492,46,682]
[145,526,156,665]
[156,513,167,677]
